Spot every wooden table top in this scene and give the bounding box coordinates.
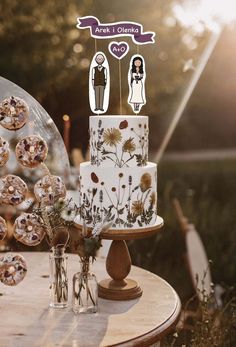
[0,252,181,347]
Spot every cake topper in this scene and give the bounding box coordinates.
[128,54,146,114]
[77,16,155,45]
[76,16,155,115]
[89,52,110,114]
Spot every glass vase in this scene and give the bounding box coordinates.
[49,247,68,308]
[72,260,98,314]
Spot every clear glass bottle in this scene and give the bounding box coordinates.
[72,259,98,314]
[49,247,68,308]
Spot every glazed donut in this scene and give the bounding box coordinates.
[13,213,46,246]
[0,96,29,130]
[34,175,66,205]
[0,253,27,286]
[0,216,7,241]
[0,136,10,166]
[15,135,48,168]
[0,174,28,205]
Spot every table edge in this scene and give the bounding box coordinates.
[110,295,181,347]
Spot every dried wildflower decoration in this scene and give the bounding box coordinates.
[131,200,144,216]
[32,198,77,248]
[119,120,128,129]
[103,128,122,146]
[91,172,99,183]
[128,175,132,186]
[122,137,136,153]
[140,173,152,192]
[149,192,157,207]
[99,190,103,203]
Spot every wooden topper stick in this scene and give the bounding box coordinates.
[118,60,123,115]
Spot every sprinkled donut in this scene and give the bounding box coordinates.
[0,174,28,205]
[0,216,7,241]
[15,135,48,168]
[0,136,10,166]
[13,213,46,246]
[34,175,66,205]
[0,96,29,130]
[0,253,27,286]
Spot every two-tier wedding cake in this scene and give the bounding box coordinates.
[79,115,157,229]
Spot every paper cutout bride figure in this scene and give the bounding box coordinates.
[89,51,110,114]
[128,55,146,114]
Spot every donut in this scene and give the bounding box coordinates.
[34,175,66,205]
[0,174,28,205]
[15,135,48,168]
[0,137,10,166]
[0,96,29,130]
[0,253,27,286]
[13,213,46,246]
[0,216,7,241]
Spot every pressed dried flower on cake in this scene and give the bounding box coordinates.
[80,170,157,228]
[103,128,122,146]
[122,137,136,153]
[119,120,128,129]
[91,172,99,183]
[131,200,144,216]
[140,173,152,192]
[149,192,157,207]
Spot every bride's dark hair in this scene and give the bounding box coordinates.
[131,56,144,74]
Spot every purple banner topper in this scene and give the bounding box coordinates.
[77,16,155,45]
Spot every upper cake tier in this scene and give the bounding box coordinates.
[89,115,148,167]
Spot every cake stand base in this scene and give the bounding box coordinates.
[98,278,142,300]
[99,218,164,301]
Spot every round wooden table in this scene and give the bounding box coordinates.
[0,252,181,347]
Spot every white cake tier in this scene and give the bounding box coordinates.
[89,115,148,168]
[79,162,157,229]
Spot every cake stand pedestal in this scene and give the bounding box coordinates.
[98,215,164,300]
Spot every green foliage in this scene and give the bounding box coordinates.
[129,159,236,301]
[163,286,236,347]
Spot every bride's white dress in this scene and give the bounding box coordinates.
[129,72,144,104]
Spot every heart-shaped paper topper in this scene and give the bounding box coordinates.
[108,41,129,60]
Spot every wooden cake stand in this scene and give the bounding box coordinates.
[98,215,164,301]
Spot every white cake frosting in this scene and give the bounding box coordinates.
[80,115,158,230]
[89,115,148,167]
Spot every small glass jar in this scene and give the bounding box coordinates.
[72,260,98,314]
[49,247,68,308]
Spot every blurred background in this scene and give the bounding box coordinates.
[0,0,236,330]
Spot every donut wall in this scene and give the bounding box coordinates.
[0,77,70,182]
[0,77,70,287]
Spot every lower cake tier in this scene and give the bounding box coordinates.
[79,162,157,229]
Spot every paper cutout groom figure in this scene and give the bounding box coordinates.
[92,53,107,112]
